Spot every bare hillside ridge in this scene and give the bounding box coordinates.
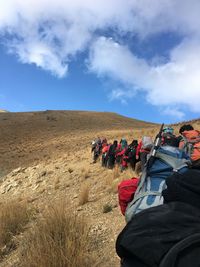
[0,110,156,174]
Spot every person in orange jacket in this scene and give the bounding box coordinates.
[179,124,200,169]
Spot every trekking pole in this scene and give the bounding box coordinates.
[147,123,164,169]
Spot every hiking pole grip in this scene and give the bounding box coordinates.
[152,123,164,156]
[147,123,164,169]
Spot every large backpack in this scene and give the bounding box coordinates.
[181,130,200,165]
[125,145,190,222]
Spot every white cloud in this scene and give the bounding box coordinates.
[88,36,200,115]
[163,107,185,120]
[109,88,136,105]
[1,0,200,116]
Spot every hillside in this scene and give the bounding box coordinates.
[0,110,158,267]
[2,111,199,267]
[0,110,155,175]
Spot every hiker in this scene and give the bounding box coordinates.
[101,143,110,167]
[91,137,102,163]
[115,142,123,166]
[107,140,118,169]
[116,146,128,172]
[120,138,128,150]
[161,126,180,147]
[136,136,153,171]
[179,124,200,169]
[119,140,138,172]
[116,169,200,267]
[125,140,138,170]
[101,137,108,148]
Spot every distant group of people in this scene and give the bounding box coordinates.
[91,124,200,173]
[91,137,139,172]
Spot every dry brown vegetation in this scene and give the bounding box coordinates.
[79,183,90,205]
[19,203,99,267]
[0,201,31,259]
[0,111,199,267]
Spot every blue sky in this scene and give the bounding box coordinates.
[1,0,200,123]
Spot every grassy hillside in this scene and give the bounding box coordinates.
[0,110,156,174]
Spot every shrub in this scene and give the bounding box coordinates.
[81,167,90,179]
[0,200,31,259]
[79,184,89,205]
[19,203,97,267]
[68,167,74,173]
[103,204,113,213]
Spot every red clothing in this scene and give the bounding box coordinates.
[102,145,110,153]
[116,148,126,157]
[136,141,151,157]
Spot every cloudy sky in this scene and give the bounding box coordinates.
[0,0,200,123]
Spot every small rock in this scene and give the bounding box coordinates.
[6,184,13,192]
[40,171,47,177]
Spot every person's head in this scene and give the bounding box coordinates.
[179,124,194,134]
[131,140,138,146]
[163,126,174,134]
[113,140,118,147]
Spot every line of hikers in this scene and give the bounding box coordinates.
[91,137,139,171]
[116,123,200,267]
[91,124,200,173]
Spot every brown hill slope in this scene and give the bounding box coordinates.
[0,110,156,175]
[0,111,200,266]
[0,110,157,266]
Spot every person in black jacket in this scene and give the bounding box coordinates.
[107,140,118,169]
[116,169,200,267]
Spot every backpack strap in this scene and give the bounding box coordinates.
[132,191,161,204]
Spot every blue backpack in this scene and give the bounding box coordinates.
[125,145,190,222]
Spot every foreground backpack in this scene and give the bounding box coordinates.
[118,178,139,215]
[125,145,190,222]
[180,130,200,167]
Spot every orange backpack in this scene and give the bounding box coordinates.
[180,130,200,162]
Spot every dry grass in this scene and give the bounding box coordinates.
[81,167,90,179]
[0,200,31,259]
[113,166,120,179]
[79,183,89,205]
[108,179,119,194]
[19,203,98,267]
[54,177,60,190]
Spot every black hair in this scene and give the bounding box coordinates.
[179,124,194,134]
[113,140,118,147]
